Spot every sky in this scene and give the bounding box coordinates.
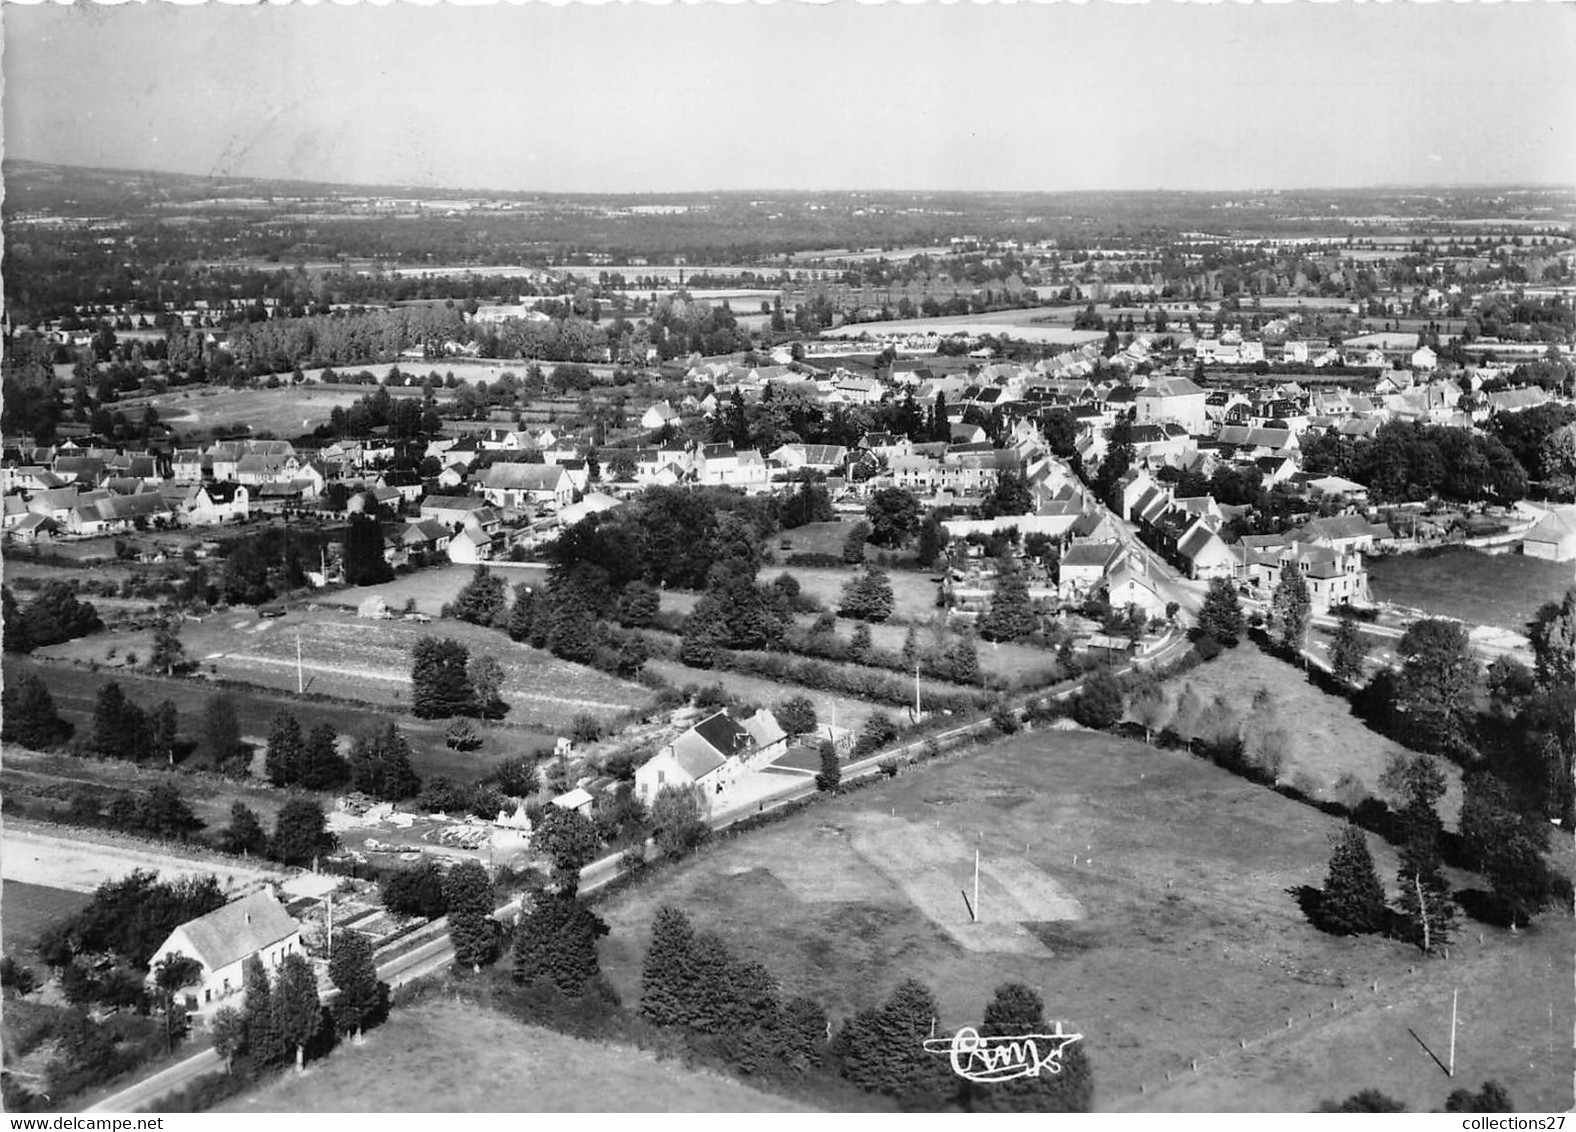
[4,0,1575,195]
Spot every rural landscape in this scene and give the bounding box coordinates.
[2,0,1574,1119]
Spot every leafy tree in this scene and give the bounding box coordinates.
[1171,684,1204,750]
[298,723,349,791]
[866,488,923,547]
[348,723,422,802]
[841,520,871,565]
[1528,587,1576,692]
[839,568,895,622]
[816,739,842,792]
[1460,773,1554,927]
[1318,1089,1406,1113]
[16,582,102,650]
[1072,669,1124,730]
[219,802,269,857]
[615,580,661,629]
[203,694,246,773]
[945,637,981,684]
[2,585,32,653]
[510,890,608,995]
[148,699,180,767]
[1128,681,1168,745]
[1319,824,1387,936]
[854,712,900,758]
[210,1005,246,1073]
[981,567,1036,642]
[148,620,190,676]
[979,468,1034,519]
[152,952,203,1053]
[0,672,71,750]
[240,955,284,1067]
[1389,757,1455,955]
[915,514,950,568]
[639,905,706,1029]
[1270,564,1312,657]
[272,951,321,1073]
[1396,619,1480,757]
[1330,610,1369,687]
[507,583,538,643]
[343,513,393,586]
[91,681,136,759]
[650,784,710,860]
[447,564,507,626]
[489,752,541,798]
[410,636,477,720]
[270,798,337,867]
[533,805,602,893]
[467,652,507,719]
[444,860,499,972]
[264,711,305,787]
[775,695,818,739]
[1197,577,1243,648]
[328,930,383,1043]
[381,860,448,919]
[137,783,203,840]
[1445,1081,1514,1113]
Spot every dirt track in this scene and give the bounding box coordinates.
[0,822,287,894]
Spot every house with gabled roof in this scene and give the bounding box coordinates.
[1058,540,1123,603]
[634,707,787,805]
[476,462,573,509]
[146,890,303,1012]
[184,482,249,525]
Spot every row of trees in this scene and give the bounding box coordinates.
[2,582,102,654]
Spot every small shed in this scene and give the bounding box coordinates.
[551,788,595,816]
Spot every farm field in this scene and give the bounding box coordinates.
[820,308,1108,345]
[644,657,920,737]
[657,589,1057,686]
[1366,547,1572,634]
[1,822,287,896]
[1,880,91,974]
[1148,642,1465,825]
[114,382,456,439]
[768,566,941,625]
[2,654,532,785]
[221,999,810,1113]
[38,608,650,738]
[317,564,549,617]
[592,728,1573,1112]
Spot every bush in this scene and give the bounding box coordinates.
[990,700,1021,735]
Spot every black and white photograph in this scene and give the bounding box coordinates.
[1,0,1574,1117]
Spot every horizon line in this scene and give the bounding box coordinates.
[7,157,1576,203]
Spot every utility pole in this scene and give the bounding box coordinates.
[1449,987,1459,1078]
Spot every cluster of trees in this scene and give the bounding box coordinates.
[837,568,896,623]
[1299,420,1528,505]
[264,712,351,790]
[39,872,228,999]
[1318,1081,1514,1114]
[1486,403,1576,492]
[87,682,184,765]
[634,905,1091,1110]
[2,583,102,654]
[409,634,507,721]
[1,671,73,750]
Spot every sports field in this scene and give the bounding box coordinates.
[594,729,1573,1111]
[222,999,809,1113]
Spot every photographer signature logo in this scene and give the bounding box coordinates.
[923,1024,1083,1083]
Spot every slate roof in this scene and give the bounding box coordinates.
[175,891,299,972]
